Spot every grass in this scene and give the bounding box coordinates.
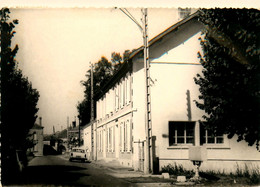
[161,162,260,185]
[161,163,194,179]
[232,163,260,185]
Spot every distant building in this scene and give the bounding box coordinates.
[29,124,44,156]
[68,126,83,149]
[83,10,260,174]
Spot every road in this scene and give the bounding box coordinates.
[16,155,132,186]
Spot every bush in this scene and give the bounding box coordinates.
[236,164,260,185]
[249,168,260,185]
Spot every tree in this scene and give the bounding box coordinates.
[77,50,130,126]
[194,8,260,150]
[1,8,40,182]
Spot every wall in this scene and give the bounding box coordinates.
[149,23,260,173]
[30,128,44,156]
[95,72,134,167]
[132,57,147,171]
[83,124,92,160]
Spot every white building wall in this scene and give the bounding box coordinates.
[95,73,134,167]
[92,17,260,173]
[149,26,260,173]
[132,58,147,171]
[83,125,92,159]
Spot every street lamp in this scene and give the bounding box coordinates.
[117,8,153,174]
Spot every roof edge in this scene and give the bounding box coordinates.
[128,10,200,60]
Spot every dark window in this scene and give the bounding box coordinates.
[169,121,195,146]
[200,122,224,145]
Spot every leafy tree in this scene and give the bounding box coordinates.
[111,50,130,73]
[194,8,260,150]
[77,50,130,126]
[1,8,40,182]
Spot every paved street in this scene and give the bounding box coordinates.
[15,155,132,186]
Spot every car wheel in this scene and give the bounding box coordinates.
[69,158,72,162]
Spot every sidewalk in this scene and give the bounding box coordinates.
[58,153,176,185]
[90,160,176,185]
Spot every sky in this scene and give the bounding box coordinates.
[6,1,259,134]
[10,8,183,134]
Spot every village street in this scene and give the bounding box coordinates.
[12,155,173,186]
[18,155,132,186]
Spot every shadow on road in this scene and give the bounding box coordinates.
[9,165,90,186]
[43,144,59,155]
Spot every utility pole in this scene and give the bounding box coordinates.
[142,8,153,174]
[76,116,80,147]
[90,62,95,160]
[67,116,69,149]
[117,8,153,174]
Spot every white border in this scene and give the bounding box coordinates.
[0,0,260,9]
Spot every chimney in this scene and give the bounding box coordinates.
[39,117,42,126]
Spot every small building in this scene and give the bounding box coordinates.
[82,123,92,160]
[29,124,44,156]
[83,10,260,174]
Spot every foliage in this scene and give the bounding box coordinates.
[161,163,194,178]
[194,8,260,150]
[1,8,40,181]
[161,163,260,185]
[231,164,260,184]
[24,133,37,150]
[77,50,130,126]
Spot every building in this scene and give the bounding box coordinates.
[82,123,93,160]
[29,124,44,156]
[83,11,260,174]
[68,125,83,149]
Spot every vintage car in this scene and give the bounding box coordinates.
[69,148,87,162]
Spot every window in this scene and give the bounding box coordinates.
[119,120,132,152]
[98,130,103,152]
[200,122,224,145]
[120,81,124,108]
[127,75,131,105]
[169,121,195,146]
[107,127,114,152]
[120,122,124,152]
[125,77,128,105]
[115,86,119,111]
[97,131,101,152]
[126,120,132,152]
[112,126,115,152]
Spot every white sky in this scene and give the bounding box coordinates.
[10,8,183,134]
[5,1,259,134]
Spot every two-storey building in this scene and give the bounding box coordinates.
[83,11,260,174]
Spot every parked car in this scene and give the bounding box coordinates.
[69,148,87,162]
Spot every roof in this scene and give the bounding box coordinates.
[128,11,200,60]
[96,11,200,100]
[82,120,95,129]
[95,59,132,100]
[31,123,44,129]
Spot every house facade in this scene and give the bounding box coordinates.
[83,12,260,174]
[29,124,44,156]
